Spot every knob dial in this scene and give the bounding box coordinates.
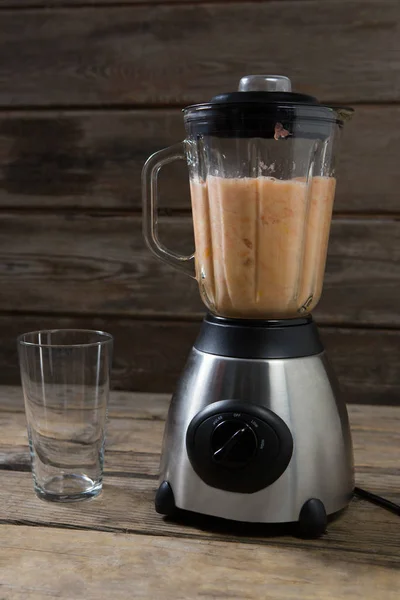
[211,420,258,468]
[187,402,293,493]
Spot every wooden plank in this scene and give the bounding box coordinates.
[0,213,201,317]
[2,441,399,480]
[0,2,399,106]
[0,409,165,453]
[1,526,398,600]
[0,316,399,403]
[1,213,400,326]
[0,392,398,557]
[0,0,237,5]
[0,109,187,210]
[0,315,197,393]
[0,106,398,213]
[0,386,170,418]
[0,392,399,472]
[335,106,400,214]
[322,328,400,406]
[0,470,398,555]
[0,445,160,476]
[2,441,400,482]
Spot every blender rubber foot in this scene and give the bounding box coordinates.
[298,498,327,538]
[155,481,176,516]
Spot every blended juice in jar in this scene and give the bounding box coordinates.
[190,175,335,319]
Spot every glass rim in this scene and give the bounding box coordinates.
[17,329,113,349]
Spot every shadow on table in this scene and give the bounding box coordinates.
[163,507,346,540]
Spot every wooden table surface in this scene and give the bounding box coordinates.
[0,386,398,599]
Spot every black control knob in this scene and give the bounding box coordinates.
[211,420,258,468]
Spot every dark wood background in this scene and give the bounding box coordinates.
[0,0,399,405]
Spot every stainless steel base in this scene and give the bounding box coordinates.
[159,348,354,523]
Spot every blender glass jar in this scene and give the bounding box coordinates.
[143,75,353,319]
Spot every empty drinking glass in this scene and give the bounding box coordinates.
[18,329,113,502]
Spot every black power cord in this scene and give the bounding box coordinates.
[354,486,400,517]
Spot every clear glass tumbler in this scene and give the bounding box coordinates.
[18,329,113,502]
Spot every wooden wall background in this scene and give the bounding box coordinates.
[0,0,399,405]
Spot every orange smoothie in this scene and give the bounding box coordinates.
[190,175,335,319]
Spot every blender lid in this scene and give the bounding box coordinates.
[211,75,319,105]
[184,75,353,138]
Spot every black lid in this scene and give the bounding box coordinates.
[184,75,353,138]
[210,90,318,105]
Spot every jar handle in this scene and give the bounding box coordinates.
[142,143,195,278]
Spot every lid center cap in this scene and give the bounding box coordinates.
[238,75,292,93]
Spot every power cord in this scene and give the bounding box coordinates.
[354,486,400,517]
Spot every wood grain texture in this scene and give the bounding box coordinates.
[0,2,399,107]
[0,0,235,5]
[0,388,399,473]
[0,386,170,418]
[1,213,400,327]
[1,525,399,600]
[0,315,198,393]
[0,445,160,476]
[0,388,398,599]
[0,106,398,212]
[0,391,398,564]
[1,316,400,403]
[0,409,165,453]
[0,109,187,210]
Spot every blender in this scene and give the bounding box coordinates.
[142,75,354,537]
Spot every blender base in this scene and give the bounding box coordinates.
[156,315,354,536]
